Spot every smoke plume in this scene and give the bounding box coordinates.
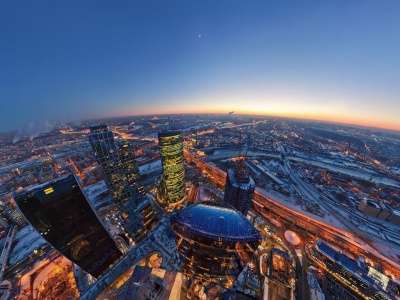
[13,121,55,143]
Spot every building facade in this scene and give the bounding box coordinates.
[89,124,140,204]
[377,202,393,220]
[387,211,400,226]
[171,202,261,286]
[118,140,141,192]
[158,130,186,210]
[223,165,255,216]
[88,124,155,244]
[358,200,381,217]
[13,175,123,278]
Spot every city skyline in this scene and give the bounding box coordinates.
[2,113,400,299]
[1,1,400,132]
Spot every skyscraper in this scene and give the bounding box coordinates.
[89,124,140,204]
[158,130,186,210]
[118,140,141,191]
[89,124,156,244]
[171,202,261,286]
[223,158,255,215]
[13,175,123,278]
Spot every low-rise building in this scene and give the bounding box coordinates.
[358,200,381,217]
[387,210,400,226]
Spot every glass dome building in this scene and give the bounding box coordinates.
[170,201,261,285]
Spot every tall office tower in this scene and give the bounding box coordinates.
[118,140,141,193]
[223,158,255,215]
[171,202,261,286]
[89,124,139,204]
[158,130,186,211]
[1,198,25,226]
[13,175,123,278]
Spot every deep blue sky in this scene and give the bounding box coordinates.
[1,1,400,132]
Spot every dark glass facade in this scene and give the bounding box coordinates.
[118,141,141,193]
[13,175,123,278]
[89,125,140,204]
[223,168,255,215]
[171,202,261,284]
[158,130,186,209]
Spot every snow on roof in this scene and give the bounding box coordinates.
[9,226,47,265]
[84,180,107,197]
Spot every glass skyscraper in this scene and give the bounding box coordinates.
[158,130,186,210]
[89,124,140,204]
[13,175,123,278]
[118,140,141,191]
[223,162,255,216]
[171,202,261,286]
[89,124,155,244]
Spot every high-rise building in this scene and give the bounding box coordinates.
[13,175,123,278]
[89,124,140,204]
[118,140,141,191]
[158,130,186,210]
[1,197,25,226]
[171,202,261,286]
[89,124,157,244]
[223,159,255,215]
[358,199,382,217]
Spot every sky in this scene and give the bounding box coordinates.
[1,1,400,132]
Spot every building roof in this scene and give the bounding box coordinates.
[227,169,255,188]
[316,240,369,281]
[392,210,400,216]
[365,200,380,208]
[89,124,108,133]
[158,130,182,138]
[171,201,261,242]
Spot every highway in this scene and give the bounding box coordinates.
[185,149,400,279]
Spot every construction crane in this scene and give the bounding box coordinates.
[235,133,250,182]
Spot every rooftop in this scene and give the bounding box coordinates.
[89,124,109,133]
[171,201,261,242]
[158,130,182,138]
[228,169,255,188]
[365,200,380,208]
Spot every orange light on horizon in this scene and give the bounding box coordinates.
[107,108,399,132]
[102,96,400,132]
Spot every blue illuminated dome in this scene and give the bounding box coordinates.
[170,201,261,284]
[171,201,261,242]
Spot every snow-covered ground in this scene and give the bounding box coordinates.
[290,157,400,188]
[210,149,279,160]
[257,187,400,272]
[245,161,260,177]
[256,188,347,230]
[252,160,284,185]
[198,185,223,202]
[9,226,46,265]
[139,159,162,174]
[84,180,107,199]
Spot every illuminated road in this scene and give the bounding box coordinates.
[185,149,400,280]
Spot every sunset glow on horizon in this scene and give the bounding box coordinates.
[1,1,400,132]
[107,110,400,132]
